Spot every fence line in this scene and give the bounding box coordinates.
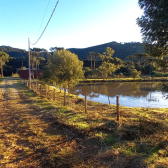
[21,79,167,122]
[21,79,123,121]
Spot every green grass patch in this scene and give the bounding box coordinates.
[3,77,167,167]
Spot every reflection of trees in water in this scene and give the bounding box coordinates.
[156,82,168,99]
[71,82,161,98]
[146,92,158,102]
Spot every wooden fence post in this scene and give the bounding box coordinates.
[64,87,66,106]
[53,89,55,101]
[36,82,37,91]
[29,81,31,89]
[46,85,47,97]
[40,84,41,94]
[117,95,120,121]
[85,92,87,113]
[26,81,28,87]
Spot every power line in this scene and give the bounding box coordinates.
[31,0,60,45]
[38,0,51,33]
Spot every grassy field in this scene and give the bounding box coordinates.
[0,77,168,167]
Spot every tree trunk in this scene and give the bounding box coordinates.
[0,59,3,77]
[91,55,92,70]
[68,82,70,94]
[38,55,40,69]
[32,59,34,80]
[139,59,142,72]
[64,87,66,106]
[144,61,146,75]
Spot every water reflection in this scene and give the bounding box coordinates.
[71,82,168,108]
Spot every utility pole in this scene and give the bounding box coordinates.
[22,55,23,67]
[28,38,31,88]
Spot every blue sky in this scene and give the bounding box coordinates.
[0,0,143,51]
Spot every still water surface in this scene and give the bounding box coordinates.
[71,82,168,108]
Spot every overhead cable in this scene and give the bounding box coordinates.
[31,0,60,45]
[38,0,51,33]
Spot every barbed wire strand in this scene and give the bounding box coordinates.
[38,0,51,33]
[31,0,60,46]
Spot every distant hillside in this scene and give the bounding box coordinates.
[68,41,145,60]
[0,46,28,58]
[0,42,145,61]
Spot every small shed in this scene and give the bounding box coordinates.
[19,69,42,79]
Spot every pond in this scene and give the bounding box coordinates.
[71,82,168,108]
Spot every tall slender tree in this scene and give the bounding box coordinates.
[0,52,9,77]
[99,47,120,79]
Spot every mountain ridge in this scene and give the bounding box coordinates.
[68,41,145,60]
[0,41,145,60]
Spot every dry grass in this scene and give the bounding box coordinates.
[0,77,167,167]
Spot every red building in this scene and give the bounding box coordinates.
[19,69,42,79]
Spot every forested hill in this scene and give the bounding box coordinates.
[68,41,145,60]
[0,42,145,60]
[0,46,28,58]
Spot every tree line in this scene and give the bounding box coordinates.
[0,44,168,80]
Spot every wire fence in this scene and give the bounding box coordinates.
[20,79,168,123]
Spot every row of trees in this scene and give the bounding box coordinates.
[40,47,147,91]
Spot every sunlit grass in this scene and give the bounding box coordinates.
[0,77,168,167]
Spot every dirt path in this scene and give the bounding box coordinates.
[0,78,66,167]
[0,78,101,168]
[0,78,152,168]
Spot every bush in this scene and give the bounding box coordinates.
[123,72,130,76]
[151,71,168,77]
[130,69,141,79]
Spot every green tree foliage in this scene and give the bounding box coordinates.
[130,69,141,79]
[20,66,27,70]
[156,60,168,74]
[134,53,147,72]
[42,49,84,91]
[126,55,136,64]
[87,52,101,70]
[49,47,64,52]
[137,0,168,53]
[99,47,120,79]
[0,52,10,77]
[30,48,47,70]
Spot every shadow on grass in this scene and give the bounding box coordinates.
[1,80,166,167]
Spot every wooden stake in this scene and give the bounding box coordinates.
[117,95,120,121]
[64,87,66,106]
[53,89,55,101]
[36,82,37,91]
[46,85,47,97]
[85,92,87,113]
[40,84,41,93]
